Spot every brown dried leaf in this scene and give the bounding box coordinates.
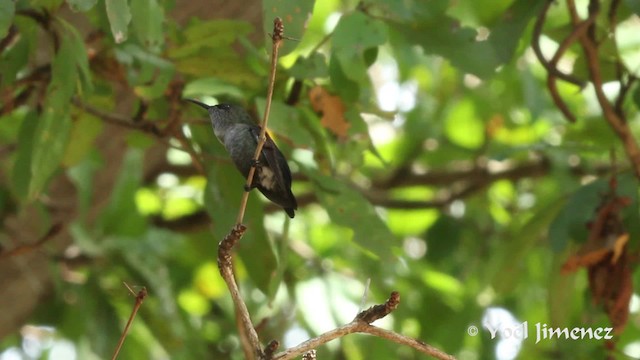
[609,260,632,333]
[309,86,350,138]
[610,233,629,264]
[563,177,633,335]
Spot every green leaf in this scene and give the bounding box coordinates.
[62,113,103,167]
[117,43,173,98]
[28,36,79,200]
[444,99,484,149]
[168,20,252,59]
[106,0,132,43]
[29,111,73,200]
[548,250,582,328]
[12,111,39,200]
[0,0,14,38]
[131,0,164,52]
[490,197,565,293]
[47,36,79,104]
[367,0,449,22]
[29,0,63,10]
[302,166,397,260]
[262,0,316,56]
[66,25,93,95]
[67,0,98,12]
[98,149,147,236]
[67,151,103,221]
[183,77,245,99]
[624,0,640,16]
[573,39,621,82]
[0,32,29,86]
[288,53,328,79]
[363,47,379,67]
[328,53,359,102]
[387,0,544,79]
[173,53,258,88]
[618,173,640,248]
[634,82,640,109]
[548,178,609,252]
[487,0,546,64]
[133,65,174,100]
[255,98,315,149]
[426,215,463,261]
[332,12,387,84]
[332,12,387,57]
[448,0,513,25]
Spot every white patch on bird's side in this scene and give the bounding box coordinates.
[258,166,276,190]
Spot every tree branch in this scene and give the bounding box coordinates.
[532,1,585,88]
[569,0,640,179]
[270,292,456,360]
[217,224,262,358]
[375,158,551,189]
[216,18,286,360]
[235,17,284,225]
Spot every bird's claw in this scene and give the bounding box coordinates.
[250,159,261,167]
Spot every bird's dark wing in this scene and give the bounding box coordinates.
[249,126,289,192]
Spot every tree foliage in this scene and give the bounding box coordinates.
[1,0,640,359]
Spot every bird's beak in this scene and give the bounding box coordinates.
[186,98,211,109]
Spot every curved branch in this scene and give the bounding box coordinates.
[532,1,585,88]
[270,292,455,360]
[216,18,286,360]
[570,0,640,179]
[547,12,597,122]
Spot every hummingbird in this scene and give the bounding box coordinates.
[187,99,298,218]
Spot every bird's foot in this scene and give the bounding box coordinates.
[249,159,261,168]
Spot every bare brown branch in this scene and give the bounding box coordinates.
[0,223,63,260]
[111,285,147,360]
[235,17,284,225]
[355,291,400,323]
[568,0,640,179]
[216,224,263,359]
[532,1,585,88]
[216,18,287,360]
[271,292,456,360]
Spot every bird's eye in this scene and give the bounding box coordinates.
[217,104,231,110]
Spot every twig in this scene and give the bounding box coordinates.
[608,0,633,118]
[264,340,280,358]
[546,75,577,123]
[215,18,286,360]
[71,98,162,134]
[271,292,456,360]
[217,224,263,359]
[0,223,63,260]
[569,0,640,178]
[532,1,585,88]
[534,1,597,123]
[70,98,206,171]
[235,17,285,225]
[111,284,147,360]
[547,12,597,123]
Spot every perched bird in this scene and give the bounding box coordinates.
[187,100,297,218]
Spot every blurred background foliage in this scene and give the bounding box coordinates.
[1,0,640,359]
